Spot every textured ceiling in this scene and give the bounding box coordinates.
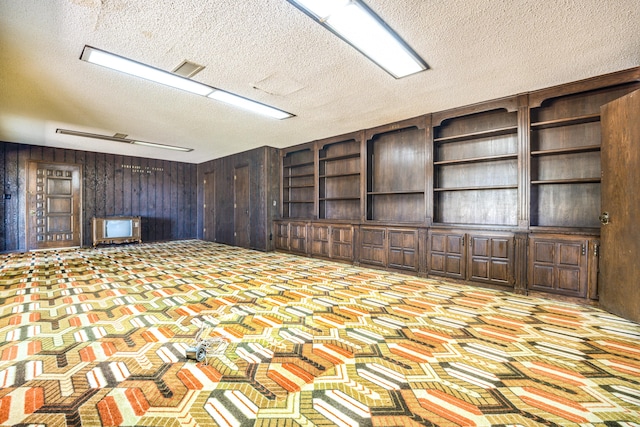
[0,0,638,163]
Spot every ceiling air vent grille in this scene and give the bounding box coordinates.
[172,60,205,78]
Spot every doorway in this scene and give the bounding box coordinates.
[27,161,82,250]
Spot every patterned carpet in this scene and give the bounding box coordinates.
[0,240,639,427]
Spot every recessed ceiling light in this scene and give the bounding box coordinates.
[56,128,194,152]
[288,0,428,78]
[80,46,294,120]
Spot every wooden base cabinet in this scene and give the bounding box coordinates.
[427,231,466,279]
[528,234,595,298]
[274,221,308,254]
[309,224,355,261]
[428,230,515,288]
[331,226,355,261]
[359,227,420,272]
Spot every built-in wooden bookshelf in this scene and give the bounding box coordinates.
[318,137,361,220]
[366,122,426,223]
[528,85,638,229]
[274,67,640,304]
[282,147,315,219]
[433,108,519,226]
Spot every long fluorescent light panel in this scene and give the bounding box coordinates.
[56,129,193,152]
[80,46,294,119]
[288,0,428,78]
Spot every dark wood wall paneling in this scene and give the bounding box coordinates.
[0,142,197,252]
[196,146,279,251]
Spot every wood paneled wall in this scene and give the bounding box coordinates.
[1,142,197,252]
[197,146,280,251]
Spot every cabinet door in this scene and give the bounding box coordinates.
[528,237,588,298]
[468,234,514,286]
[310,225,330,258]
[388,229,419,271]
[331,226,354,261]
[600,89,640,322]
[360,227,387,267]
[274,222,289,250]
[289,223,308,254]
[428,231,466,279]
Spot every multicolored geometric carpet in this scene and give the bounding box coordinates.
[0,240,639,426]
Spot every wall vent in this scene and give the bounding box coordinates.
[172,60,205,78]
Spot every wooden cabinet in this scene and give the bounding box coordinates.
[318,135,362,221]
[92,216,141,247]
[388,229,419,271]
[360,226,420,272]
[274,221,308,254]
[273,68,640,303]
[360,227,387,267]
[427,230,466,279]
[365,118,427,223]
[282,147,315,219]
[529,83,640,228]
[310,223,355,261]
[528,235,590,298]
[432,105,519,226]
[331,225,355,261]
[274,221,290,251]
[468,234,514,286]
[310,224,330,258]
[428,229,514,288]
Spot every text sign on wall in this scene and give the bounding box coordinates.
[121,164,164,174]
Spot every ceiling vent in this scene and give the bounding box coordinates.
[172,60,205,78]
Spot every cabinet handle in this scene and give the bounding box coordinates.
[461,236,464,246]
[594,244,599,257]
[581,244,585,256]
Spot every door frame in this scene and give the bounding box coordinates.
[26,160,83,250]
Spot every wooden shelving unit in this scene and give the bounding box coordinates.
[433,108,519,226]
[282,148,315,219]
[318,138,361,220]
[274,67,640,303]
[528,90,614,228]
[366,125,426,223]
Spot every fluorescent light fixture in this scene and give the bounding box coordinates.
[209,90,292,120]
[56,128,193,152]
[288,0,428,78]
[80,46,294,119]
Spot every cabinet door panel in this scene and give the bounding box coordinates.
[360,228,386,266]
[528,237,588,297]
[331,226,354,261]
[492,239,510,258]
[558,268,581,292]
[532,265,554,289]
[289,224,307,253]
[430,253,446,273]
[533,241,555,263]
[428,231,466,279]
[558,243,581,266]
[388,229,418,271]
[467,234,514,286]
[274,222,289,250]
[470,258,489,280]
[310,225,330,257]
[491,260,510,283]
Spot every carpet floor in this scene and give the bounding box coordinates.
[0,240,639,426]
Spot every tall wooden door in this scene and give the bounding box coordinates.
[234,165,251,248]
[203,171,215,241]
[27,161,82,250]
[599,89,640,323]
